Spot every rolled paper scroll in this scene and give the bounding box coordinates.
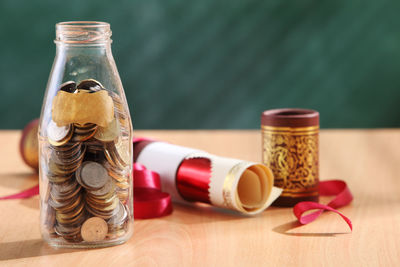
[134,141,282,215]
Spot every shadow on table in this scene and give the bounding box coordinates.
[0,239,81,261]
[0,173,37,190]
[272,220,349,237]
[159,203,248,224]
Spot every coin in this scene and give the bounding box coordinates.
[108,202,127,226]
[47,173,73,184]
[44,78,132,244]
[79,161,109,189]
[94,118,120,142]
[85,200,119,219]
[88,178,115,197]
[81,217,108,242]
[114,138,131,167]
[59,81,76,93]
[47,120,73,146]
[72,124,98,142]
[77,79,104,92]
[51,141,80,152]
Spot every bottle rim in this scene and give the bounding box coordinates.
[55,21,112,46]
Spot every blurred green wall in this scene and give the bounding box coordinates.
[0,0,399,129]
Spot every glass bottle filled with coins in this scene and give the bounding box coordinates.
[38,22,133,248]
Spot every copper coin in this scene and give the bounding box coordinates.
[81,217,108,242]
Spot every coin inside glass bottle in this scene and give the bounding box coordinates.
[39,21,133,248]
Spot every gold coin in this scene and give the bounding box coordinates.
[105,162,129,183]
[47,174,72,184]
[106,228,126,239]
[94,117,120,142]
[51,143,82,161]
[85,203,117,219]
[74,123,97,133]
[104,145,118,168]
[86,194,117,209]
[87,178,115,197]
[81,217,108,242]
[114,138,131,168]
[72,129,97,142]
[51,141,80,152]
[56,201,85,221]
[116,190,129,202]
[115,181,129,190]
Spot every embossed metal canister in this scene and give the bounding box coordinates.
[261,109,319,207]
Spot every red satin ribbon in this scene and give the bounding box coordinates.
[0,178,352,228]
[133,163,173,219]
[176,157,212,203]
[0,184,39,200]
[293,180,353,230]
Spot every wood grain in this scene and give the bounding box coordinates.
[0,129,399,266]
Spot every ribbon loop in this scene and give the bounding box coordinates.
[293,180,353,230]
[133,163,173,219]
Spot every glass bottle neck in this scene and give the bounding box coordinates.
[55,21,112,48]
[55,43,112,54]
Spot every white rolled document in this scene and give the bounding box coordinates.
[135,141,282,215]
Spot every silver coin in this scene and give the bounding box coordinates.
[47,120,71,142]
[88,177,114,196]
[107,202,127,226]
[77,79,103,92]
[51,178,77,194]
[80,161,109,189]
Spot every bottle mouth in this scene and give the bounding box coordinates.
[55,21,112,45]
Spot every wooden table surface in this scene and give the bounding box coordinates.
[0,129,399,266]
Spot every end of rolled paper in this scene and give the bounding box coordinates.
[235,164,281,214]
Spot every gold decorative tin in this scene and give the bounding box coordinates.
[261,109,319,207]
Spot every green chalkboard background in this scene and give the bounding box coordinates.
[1,0,399,129]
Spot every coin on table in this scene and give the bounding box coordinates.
[81,217,108,242]
[59,81,76,93]
[47,120,73,146]
[79,161,110,189]
[77,79,104,92]
[94,117,120,142]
